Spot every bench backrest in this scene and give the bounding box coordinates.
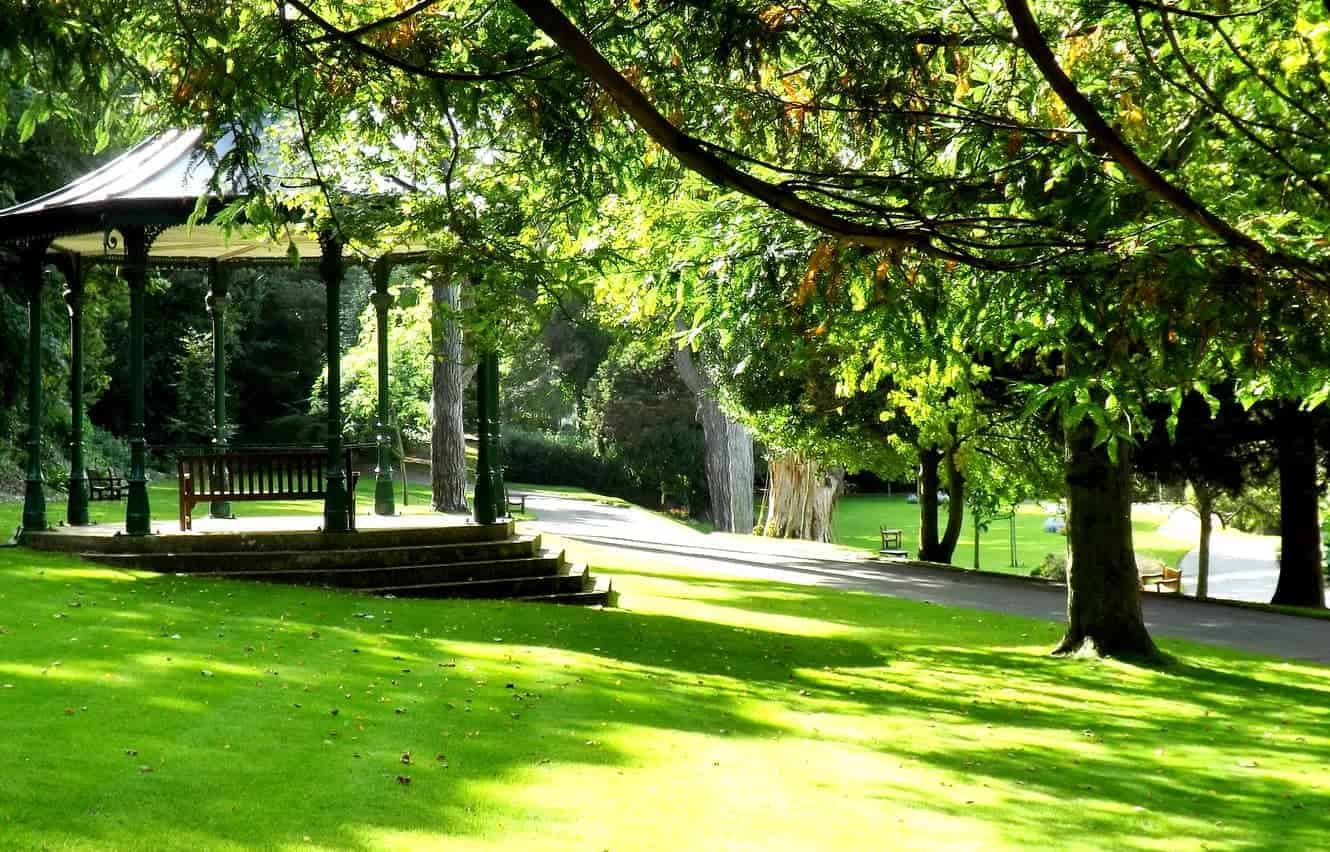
[178,451,338,500]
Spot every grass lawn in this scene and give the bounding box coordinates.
[833,494,1197,575]
[0,489,1328,849]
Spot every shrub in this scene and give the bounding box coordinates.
[1030,552,1067,582]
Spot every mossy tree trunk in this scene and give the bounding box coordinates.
[1055,420,1158,657]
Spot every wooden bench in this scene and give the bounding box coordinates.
[177,448,359,532]
[879,526,907,558]
[506,492,527,514]
[1140,565,1184,594]
[88,468,126,501]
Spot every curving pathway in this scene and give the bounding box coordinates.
[523,492,1330,665]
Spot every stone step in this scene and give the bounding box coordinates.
[80,535,542,573]
[362,563,592,599]
[519,572,613,606]
[178,551,566,589]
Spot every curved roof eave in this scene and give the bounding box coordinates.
[0,127,430,264]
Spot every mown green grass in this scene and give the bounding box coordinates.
[1,491,1326,850]
[832,494,1196,575]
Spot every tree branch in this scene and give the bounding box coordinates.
[507,0,939,254]
[1003,0,1324,283]
[283,0,554,82]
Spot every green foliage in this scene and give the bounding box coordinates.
[339,276,434,443]
[502,426,635,499]
[1030,552,1067,583]
[583,341,707,510]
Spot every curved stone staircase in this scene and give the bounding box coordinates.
[28,520,611,605]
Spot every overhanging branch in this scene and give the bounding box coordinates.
[1004,0,1325,284]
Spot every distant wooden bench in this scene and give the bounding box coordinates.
[879,526,907,558]
[506,492,527,514]
[1140,565,1184,594]
[88,468,126,502]
[177,448,359,532]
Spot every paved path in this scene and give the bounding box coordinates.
[1155,508,1283,603]
[524,492,1330,665]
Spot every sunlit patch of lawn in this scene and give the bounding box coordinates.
[0,494,1326,850]
[833,493,1197,574]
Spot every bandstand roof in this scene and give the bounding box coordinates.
[0,126,423,265]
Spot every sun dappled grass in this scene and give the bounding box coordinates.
[0,494,1327,849]
[833,494,1196,574]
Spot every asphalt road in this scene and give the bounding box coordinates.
[523,492,1330,665]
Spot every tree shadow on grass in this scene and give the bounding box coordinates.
[3,547,1327,850]
[0,554,886,849]
[845,646,1330,848]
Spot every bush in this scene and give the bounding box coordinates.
[582,344,708,513]
[502,427,643,502]
[502,425,706,511]
[1030,552,1067,582]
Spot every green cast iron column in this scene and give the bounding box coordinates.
[20,245,49,533]
[488,355,508,519]
[123,226,154,535]
[206,261,233,519]
[64,257,89,526]
[370,258,395,515]
[472,353,496,525]
[320,234,351,532]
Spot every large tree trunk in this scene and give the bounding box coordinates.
[1273,408,1325,607]
[917,447,966,563]
[430,276,468,513]
[672,340,755,532]
[1055,420,1158,658]
[760,452,842,542]
[917,448,943,561]
[1193,479,1213,600]
[939,449,966,560]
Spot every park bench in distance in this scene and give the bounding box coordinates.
[87,468,126,501]
[1139,565,1184,594]
[880,526,908,558]
[177,448,359,531]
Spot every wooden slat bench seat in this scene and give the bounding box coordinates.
[88,468,126,501]
[177,448,359,531]
[1140,565,1184,594]
[879,527,907,559]
[506,492,527,514]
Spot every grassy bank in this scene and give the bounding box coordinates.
[832,494,1195,575]
[0,492,1327,849]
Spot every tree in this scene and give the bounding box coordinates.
[672,328,754,534]
[18,0,1330,653]
[430,269,469,513]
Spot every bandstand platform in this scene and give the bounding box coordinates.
[22,513,611,605]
